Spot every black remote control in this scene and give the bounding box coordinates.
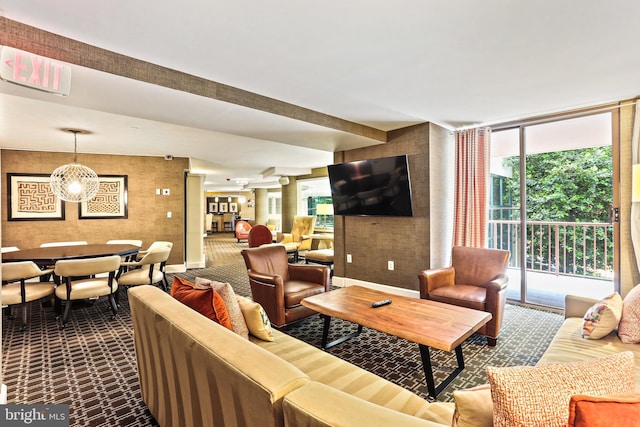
[371,299,392,308]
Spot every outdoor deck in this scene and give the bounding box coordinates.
[506,268,614,308]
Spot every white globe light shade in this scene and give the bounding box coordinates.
[50,163,100,202]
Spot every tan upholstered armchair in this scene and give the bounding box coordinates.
[277,215,317,252]
[241,245,330,328]
[418,246,510,346]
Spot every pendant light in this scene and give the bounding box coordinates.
[50,129,100,202]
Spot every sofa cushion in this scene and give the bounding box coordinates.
[252,328,454,425]
[618,285,640,344]
[487,352,636,427]
[236,295,275,342]
[452,384,492,427]
[283,382,451,427]
[196,277,249,339]
[283,280,326,308]
[538,317,640,390]
[581,292,622,339]
[567,393,640,427]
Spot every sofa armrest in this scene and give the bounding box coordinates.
[283,382,452,427]
[564,294,598,319]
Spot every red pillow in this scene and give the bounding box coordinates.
[170,276,219,323]
[568,393,640,427]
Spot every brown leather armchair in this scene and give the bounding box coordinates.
[418,246,510,346]
[241,245,330,328]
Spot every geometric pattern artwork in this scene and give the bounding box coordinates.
[79,175,128,219]
[8,173,65,220]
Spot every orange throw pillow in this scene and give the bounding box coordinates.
[170,276,219,324]
[212,290,232,330]
[568,393,640,427]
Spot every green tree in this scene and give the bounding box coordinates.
[504,146,612,222]
[501,146,612,276]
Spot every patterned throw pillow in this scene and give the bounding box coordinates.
[582,292,622,339]
[618,285,640,344]
[452,384,493,427]
[195,278,249,340]
[236,296,275,342]
[486,352,636,427]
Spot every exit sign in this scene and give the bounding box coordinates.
[0,46,71,96]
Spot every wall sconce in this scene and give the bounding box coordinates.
[215,196,219,202]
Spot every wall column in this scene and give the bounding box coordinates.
[281,177,298,232]
[186,173,205,268]
[254,188,269,225]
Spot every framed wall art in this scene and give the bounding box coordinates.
[79,175,128,219]
[8,173,65,221]
[209,202,218,213]
[230,202,238,213]
[219,202,228,213]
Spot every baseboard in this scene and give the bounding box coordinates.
[165,263,187,273]
[331,276,420,299]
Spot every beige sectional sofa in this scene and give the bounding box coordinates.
[128,285,455,427]
[128,285,640,427]
[537,294,640,389]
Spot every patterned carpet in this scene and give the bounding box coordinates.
[1,233,564,425]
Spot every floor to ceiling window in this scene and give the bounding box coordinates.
[490,112,617,308]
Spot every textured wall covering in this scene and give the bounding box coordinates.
[333,123,451,291]
[1,149,188,266]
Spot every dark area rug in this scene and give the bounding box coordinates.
[1,234,564,425]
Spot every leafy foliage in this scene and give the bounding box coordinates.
[497,146,613,277]
[503,146,612,222]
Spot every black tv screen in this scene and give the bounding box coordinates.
[327,155,414,217]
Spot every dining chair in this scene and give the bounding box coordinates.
[134,241,173,287]
[118,247,172,292]
[40,241,88,248]
[53,255,121,329]
[1,261,55,330]
[136,241,173,260]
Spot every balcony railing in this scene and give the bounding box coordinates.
[488,220,614,280]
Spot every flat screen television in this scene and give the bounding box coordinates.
[327,155,414,217]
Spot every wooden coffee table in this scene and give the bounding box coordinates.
[301,285,491,398]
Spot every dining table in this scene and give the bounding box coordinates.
[1,243,140,268]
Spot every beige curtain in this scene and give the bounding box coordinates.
[453,127,491,247]
[631,102,640,270]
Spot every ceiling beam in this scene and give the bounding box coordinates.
[0,17,387,143]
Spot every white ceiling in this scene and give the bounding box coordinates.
[1,1,639,192]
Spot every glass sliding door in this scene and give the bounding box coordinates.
[490,113,616,308]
